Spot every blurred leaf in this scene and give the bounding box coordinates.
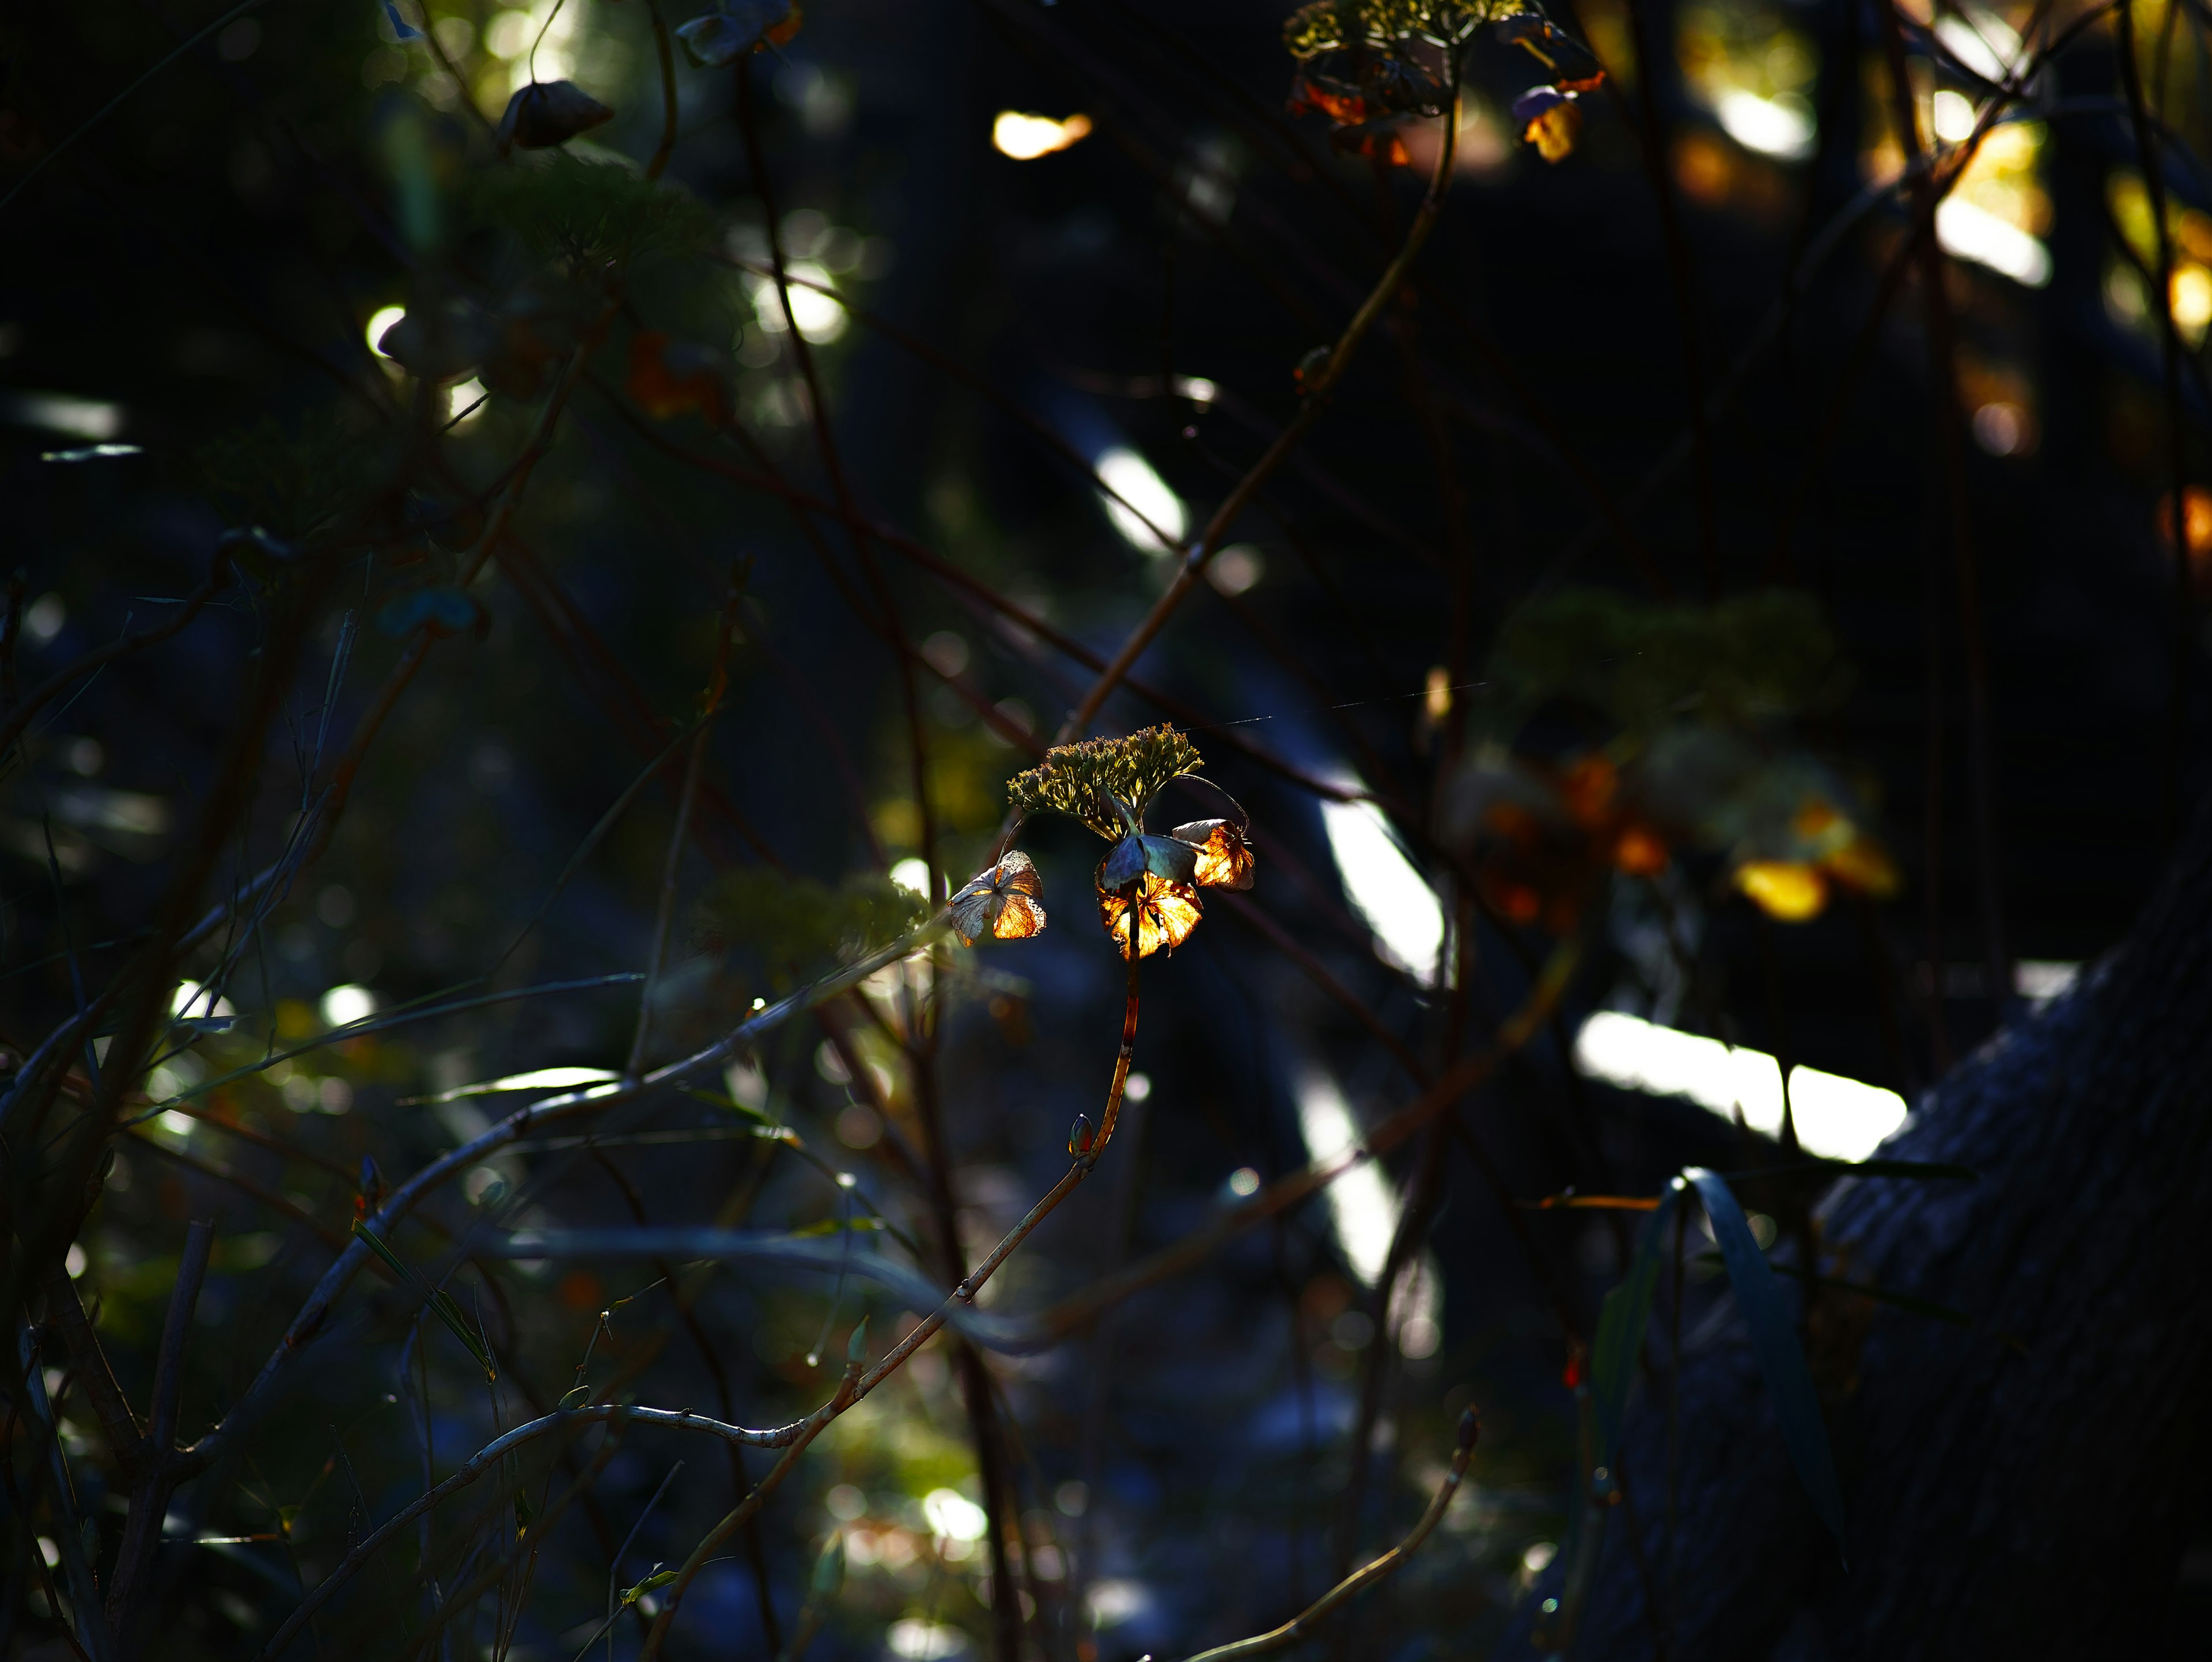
[675,0,796,67]
[1590,1178,1681,1469]
[699,868,927,978]
[1734,859,1827,922]
[1516,88,1584,162]
[811,1529,846,1595]
[376,587,477,638]
[1684,1168,1847,1559]
[627,330,730,422]
[1490,587,1850,734]
[787,1216,885,1238]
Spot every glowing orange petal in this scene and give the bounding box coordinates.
[1559,754,1617,827]
[1820,836,1900,900]
[993,892,1047,940]
[1099,873,1203,959]
[1171,820,1257,890]
[1613,824,1669,876]
[1736,861,1827,922]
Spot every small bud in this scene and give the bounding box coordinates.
[846,1317,869,1365]
[1067,1114,1094,1157]
[496,80,616,157]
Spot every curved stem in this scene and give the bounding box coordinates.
[1058,67,1466,740]
[638,955,1146,1657]
[1175,1407,1479,1662]
[251,1404,797,1661]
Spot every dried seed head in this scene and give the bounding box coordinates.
[1006,725,1205,840]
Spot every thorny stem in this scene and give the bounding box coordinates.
[1173,1407,1478,1662]
[1058,63,1467,741]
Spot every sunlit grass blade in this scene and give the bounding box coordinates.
[351,1220,498,1381]
[400,1066,621,1106]
[679,1085,775,1125]
[1684,1167,1847,1561]
[1590,1178,1682,1469]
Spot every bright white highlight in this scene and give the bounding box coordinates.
[748,263,848,343]
[1572,1011,1910,1161]
[888,857,931,899]
[171,981,236,1020]
[887,1620,971,1660]
[991,110,1093,160]
[1715,89,1815,160]
[447,376,487,423]
[1294,1065,1399,1285]
[1096,446,1186,554]
[320,984,381,1029]
[1321,798,1444,983]
[366,304,407,359]
[1931,89,1978,143]
[1085,1580,1153,1628]
[2015,959,2080,1002]
[0,391,123,441]
[1936,12,2023,84]
[921,1489,988,1541]
[1936,197,2052,288]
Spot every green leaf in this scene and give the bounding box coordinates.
[351,1220,499,1382]
[812,1530,847,1596]
[1590,1178,1682,1470]
[680,1086,775,1125]
[1683,1168,1847,1562]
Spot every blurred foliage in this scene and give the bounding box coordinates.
[699,866,927,976]
[1484,586,1850,736]
[464,152,718,267]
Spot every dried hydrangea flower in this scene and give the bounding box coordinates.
[949,850,1047,945]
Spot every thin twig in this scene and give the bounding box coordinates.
[1058,60,1468,739]
[1174,1407,1478,1661]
